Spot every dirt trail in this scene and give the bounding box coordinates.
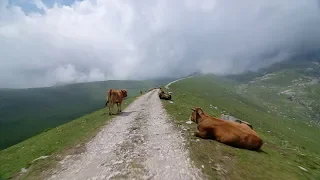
[47,89,203,180]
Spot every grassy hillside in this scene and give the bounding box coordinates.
[163,74,320,180]
[231,60,320,126]
[0,79,172,150]
[227,55,320,83]
[0,95,139,180]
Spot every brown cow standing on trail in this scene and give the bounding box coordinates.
[105,89,127,115]
[189,107,263,151]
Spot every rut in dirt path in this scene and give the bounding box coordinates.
[47,89,204,180]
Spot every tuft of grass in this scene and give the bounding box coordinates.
[163,75,320,180]
[0,96,137,180]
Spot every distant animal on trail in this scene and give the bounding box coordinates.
[105,89,128,115]
[189,107,263,151]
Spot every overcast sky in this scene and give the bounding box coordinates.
[1,0,320,88]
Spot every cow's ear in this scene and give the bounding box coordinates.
[191,108,195,111]
[196,108,204,114]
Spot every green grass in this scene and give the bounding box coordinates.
[163,75,320,180]
[238,69,320,125]
[0,79,172,150]
[0,96,138,180]
[256,70,305,86]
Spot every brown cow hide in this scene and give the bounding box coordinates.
[106,89,127,115]
[190,107,263,151]
[158,90,172,100]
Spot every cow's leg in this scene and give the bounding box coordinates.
[194,131,208,139]
[109,103,113,115]
[119,103,122,112]
[116,103,120,114]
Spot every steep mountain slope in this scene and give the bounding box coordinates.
[163,72,320,179]
[229,59,320,126]
[0,79,173,150]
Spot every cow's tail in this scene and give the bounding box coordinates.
[105,89,112,107]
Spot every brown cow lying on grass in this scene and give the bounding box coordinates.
[190,107,263,151]
[105,89,127,115]
[158,88,171,100]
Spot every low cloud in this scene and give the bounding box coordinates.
[1,0,320,88]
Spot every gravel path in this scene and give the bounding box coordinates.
[47,89,203,180]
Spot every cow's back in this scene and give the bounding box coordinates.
[109,90,123,103]
[230,121,257,135]
[208,119,263,150]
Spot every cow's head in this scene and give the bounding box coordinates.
[121,89,128,98]
[189,107,204,124]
